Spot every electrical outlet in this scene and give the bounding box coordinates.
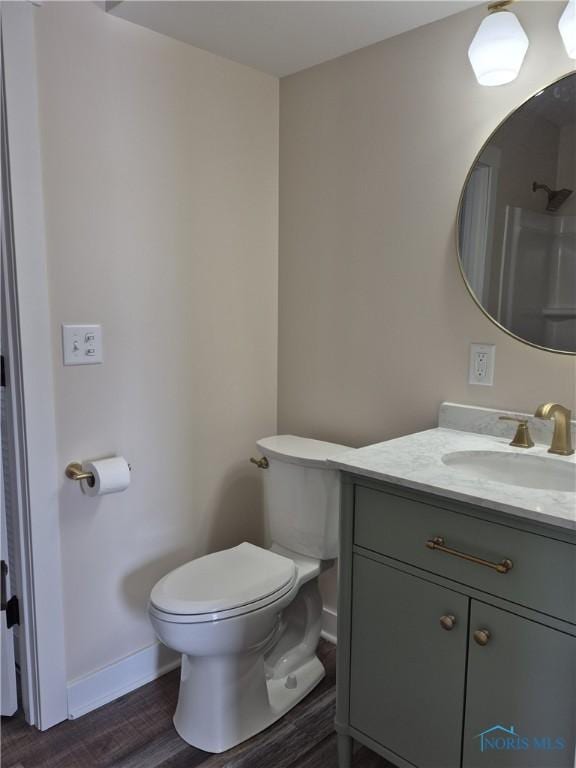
[469,343,495,386]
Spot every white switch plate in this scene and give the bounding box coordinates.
[469,343,495,386]
[62,324,103,365]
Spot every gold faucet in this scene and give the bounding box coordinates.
[534,403,574,456]
[498,416,534,448]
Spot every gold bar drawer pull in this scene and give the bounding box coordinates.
[426,536,513,574]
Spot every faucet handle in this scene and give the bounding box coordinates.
[498,416,535,449]
[499,415,529,425]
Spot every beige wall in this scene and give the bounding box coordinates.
[34,2,278,682]
[34,0,576,670]
[278,2,576,610]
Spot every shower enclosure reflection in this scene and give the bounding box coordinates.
[459,72,576,354]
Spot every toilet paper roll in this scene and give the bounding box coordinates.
[80,456,131,497]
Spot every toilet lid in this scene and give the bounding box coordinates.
[150,543,296,615]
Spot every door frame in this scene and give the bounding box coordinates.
[1,2,68,729]
[0,388,18,717]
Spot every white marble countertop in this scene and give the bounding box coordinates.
[328,427,576,531]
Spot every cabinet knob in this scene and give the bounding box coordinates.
[439,614,456,631]
[473,629,491,646]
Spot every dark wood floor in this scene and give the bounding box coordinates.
[2,641,392,768]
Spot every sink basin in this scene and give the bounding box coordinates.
[442,451,576,493]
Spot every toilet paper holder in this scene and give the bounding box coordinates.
[65,462,94,482]
[65,460,132,486]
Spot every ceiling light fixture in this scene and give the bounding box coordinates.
[559,0,576,59]
[468,0,529,86]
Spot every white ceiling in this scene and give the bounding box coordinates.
[108,1,481,78]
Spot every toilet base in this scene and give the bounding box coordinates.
[268,654,325,720]
[173,654,325,753]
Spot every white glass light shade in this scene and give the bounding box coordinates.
[559,0,576,59]
[468,10,529,86]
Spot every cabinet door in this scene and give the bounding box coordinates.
[463,602,576,768]
[350,555,469,768]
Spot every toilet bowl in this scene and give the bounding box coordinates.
[149,435,350,753]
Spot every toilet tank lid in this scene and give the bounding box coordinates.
[257,435,351,468]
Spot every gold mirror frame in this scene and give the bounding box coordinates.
[456,70,576,356]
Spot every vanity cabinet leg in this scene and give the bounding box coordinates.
[337,733,353,768]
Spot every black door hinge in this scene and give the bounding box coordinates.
[1,560,20,628]
[1,560,7,607]
[5,596,20,628]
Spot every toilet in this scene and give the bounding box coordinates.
[148,435,350,753]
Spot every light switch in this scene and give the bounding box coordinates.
[62,324,103,365]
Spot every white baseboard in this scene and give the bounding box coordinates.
[68,610,336,719]
[67,642,180,719]
[320,606,337,645]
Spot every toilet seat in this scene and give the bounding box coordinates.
[150,543,297,623]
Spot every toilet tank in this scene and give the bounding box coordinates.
[256,435,351,560]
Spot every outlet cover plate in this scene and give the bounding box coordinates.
[469,343,495,386]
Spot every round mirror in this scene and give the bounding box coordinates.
[458,72,576,354]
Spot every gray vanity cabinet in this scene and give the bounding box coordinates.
[463,603,576,768]
[336,476,576,768]
[350,555,469,768]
